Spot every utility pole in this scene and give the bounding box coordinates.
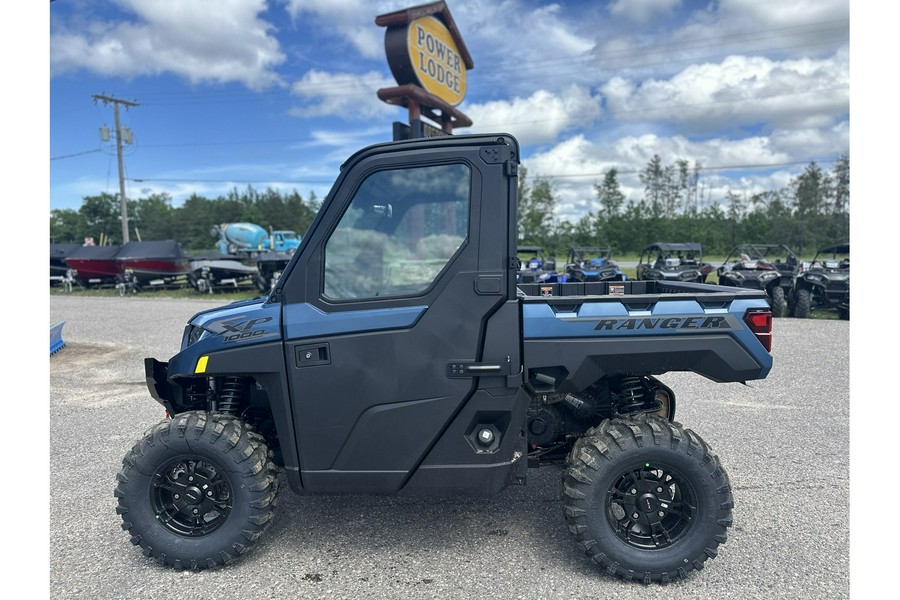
[93,94,138,244]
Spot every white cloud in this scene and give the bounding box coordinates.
[600,49,849,133]
[289,70,398,119]
[284,0,401,59]
[609,0,682,24]
[463,85,603,145]
[50,0,285,89]
[769,121,850,158]
[716,0,849,28]
[453,1,595,94]
[588,0,848,82]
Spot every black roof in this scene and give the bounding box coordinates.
[569,246,611,253]
[645,242,702,252]
[50,243,83,260]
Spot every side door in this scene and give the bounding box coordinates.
[279,137,523,493]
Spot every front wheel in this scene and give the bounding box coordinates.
[563,414,733,583]
[114,411,280,570]
[793,288,812,318]
[769,285,786,318]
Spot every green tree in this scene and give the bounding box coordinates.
[130,193,175,241]
[594,168,625,220]
[640,155,665,218]
[516,166,532,242]
[831,153,849,216]
[791,162,831,218]
[725,190,745,247]
[50,208,87,243]
[79,193,122,244]
[518,176,556,248]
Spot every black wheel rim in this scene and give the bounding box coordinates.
[605,463,697,550]
[150,456,233,537]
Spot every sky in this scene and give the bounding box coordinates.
[46,0,852,226]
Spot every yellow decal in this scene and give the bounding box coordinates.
[195,355,209,373]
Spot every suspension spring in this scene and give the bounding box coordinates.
[218,376,249,415]
[618,376,645,413]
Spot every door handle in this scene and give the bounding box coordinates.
[446,359,511,378]
[295,343,330,367]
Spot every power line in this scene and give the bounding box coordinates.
[128,176,335,184]
[125,158,841,187]
[531,158,843,180]
[50,148,102,160]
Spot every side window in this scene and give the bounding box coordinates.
[324,163,470,300]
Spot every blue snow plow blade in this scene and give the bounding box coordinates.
[50,321,66,355]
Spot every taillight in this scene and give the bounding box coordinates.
[743,308,772,352]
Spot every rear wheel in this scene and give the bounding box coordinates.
[563,414,733,583]
[793,288,812,318]
[769,285,786,318]
[114,411,280,570]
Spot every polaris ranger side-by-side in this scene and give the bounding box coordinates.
[789,243,849,319]
[635,242,714,284]
[115,135,774,583]
[716,244,800,317]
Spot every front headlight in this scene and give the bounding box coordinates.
[805,273,825,284]
[723,271,743,281]
[758,271,779,281]
[643,270,664,280]
[679,270,700,280]
[182,324,209,349]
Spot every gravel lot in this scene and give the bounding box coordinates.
[47,295,851,599]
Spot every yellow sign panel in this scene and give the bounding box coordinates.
[406,16,467,106]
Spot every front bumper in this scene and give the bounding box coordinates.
[145,358,173,405]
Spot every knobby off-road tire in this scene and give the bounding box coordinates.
[769,285,786,318]
[793,288,812,318]
[563,414,733,584]
[114,411,280,570]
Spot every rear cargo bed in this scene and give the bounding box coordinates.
[518,280,773,391]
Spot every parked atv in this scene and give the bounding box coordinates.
[636,243,713,283]
[254,251,293,293]
[789,243,849,319]
[717,244,800,317]
[516,246,569,284]
[564,246,627,282]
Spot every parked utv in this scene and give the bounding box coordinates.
[635,243,713,283]
[564,246,626,282]
[516,245,568,284]
[716,244,800,317]
[115,134,773,583]
[789,243,849,319]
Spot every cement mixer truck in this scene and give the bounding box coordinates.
[211,222,301,257]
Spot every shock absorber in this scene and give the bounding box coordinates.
[617,376,645,413]
[185,379,208,409]
[218,376,250,415]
